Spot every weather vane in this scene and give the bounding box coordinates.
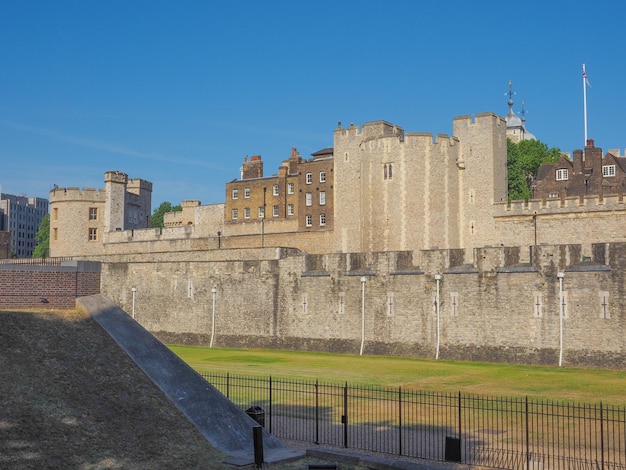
[505,80,516,102]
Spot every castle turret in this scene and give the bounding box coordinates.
[104,171,128,232]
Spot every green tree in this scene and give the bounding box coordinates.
[507,138,562,201]
[151,201,182,228]
[32,214,50,258]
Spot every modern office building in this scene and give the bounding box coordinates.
[0,192,49,258]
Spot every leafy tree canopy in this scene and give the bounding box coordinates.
[32,213,50,258]
[151,201,182,228]
[507,138,562,201]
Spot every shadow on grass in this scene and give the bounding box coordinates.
[0,310,231,469]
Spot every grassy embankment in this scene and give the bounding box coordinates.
[169,345,626,406]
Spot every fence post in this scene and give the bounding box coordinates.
[226,372,230,399]
[458,391,462,440]
[398,386,403,456]
[315,380,319,445]
[600,402,604,470]
[269,376,273,434]
[343,382,348,448]
[525,396,530,469]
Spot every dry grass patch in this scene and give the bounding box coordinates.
[0,309,233,469]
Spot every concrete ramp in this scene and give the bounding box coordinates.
[77,294,302,464]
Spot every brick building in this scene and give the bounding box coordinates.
[224,147,334,236]
[533,140,626,199]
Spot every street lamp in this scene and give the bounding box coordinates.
[131,287,137,320]
[360,276,366,356]
[210,287,217,348]
[435,275,442,360]
[557,272,565,367]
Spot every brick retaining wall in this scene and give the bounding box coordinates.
[0,261,101,309]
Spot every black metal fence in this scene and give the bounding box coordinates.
[201,372,626,470]
[0,257,74,266]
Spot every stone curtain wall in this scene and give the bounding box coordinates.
[0,261,101,309]
[100,244,626,368]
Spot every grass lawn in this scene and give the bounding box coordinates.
[0,309,359,470]
[169,346,626,406]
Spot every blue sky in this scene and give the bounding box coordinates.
[1,0,624,208]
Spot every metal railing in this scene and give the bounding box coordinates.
[0,257,74,266]
[202,372,626,470]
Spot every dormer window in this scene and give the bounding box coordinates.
[556,169,568,181]
[603,165,616,177]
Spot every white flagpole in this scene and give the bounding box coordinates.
[583,63,588,147]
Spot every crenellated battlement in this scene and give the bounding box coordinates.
[496,193,626,216]
[126,178,153,193]
[104,170,128,185]
[50,187,107,202]
[452,112,505,129]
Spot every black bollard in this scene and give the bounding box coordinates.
[252,425,264,468]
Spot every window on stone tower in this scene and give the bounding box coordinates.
[305,193,312,206]
[320,171,326,183]
[288,183,295,194]
[88,228,98,241]
[287,204,294,216]
[232,189,238,199]
[89,207,98,220]
[231,209,238,220]
[305,214,312,227]
[388,164,393,179]
[272,185,279,196]
[319,213,326,226]
[306,173,313,184]
[556,169,569,181]
[384,164,388,179]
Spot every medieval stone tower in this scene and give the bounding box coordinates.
[333,113,507,257]
[50,171,152,257]
[452,113,508,253]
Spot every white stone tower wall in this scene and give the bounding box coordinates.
[452,113,508,255]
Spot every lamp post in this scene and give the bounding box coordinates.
[435,275,442,360]
[131,287,137,320]
[210,287,217,348]
[360,276,366,356]
[217,230,221,249]
[557,272,565,367]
